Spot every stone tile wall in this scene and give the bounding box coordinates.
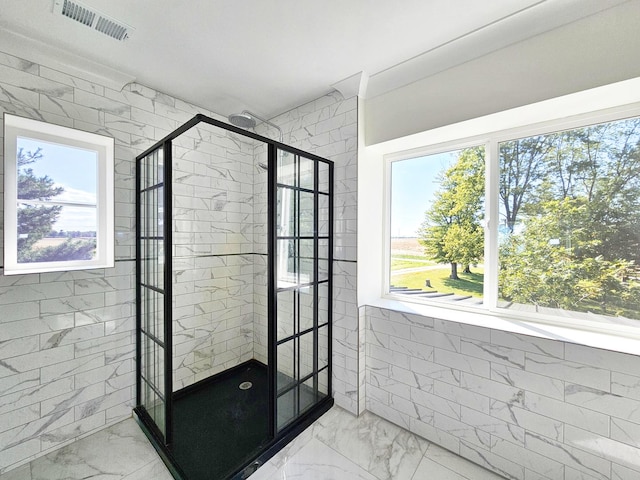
[170,123,265,390]
[0,49,233,472]
[365,306,640,479]
[0,47,361,473]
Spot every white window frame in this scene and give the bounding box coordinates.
[358,79,640,342]
[3,114,114,275]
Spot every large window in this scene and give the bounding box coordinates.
[388,112,640,326]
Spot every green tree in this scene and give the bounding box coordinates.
[499,117,640,318]
[418,147,485,279]
[16,146,97,263]
[499,135,552,232]
[17,147,64,258]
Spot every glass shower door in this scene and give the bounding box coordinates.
[137,145,172,444]
[273,148,332,433]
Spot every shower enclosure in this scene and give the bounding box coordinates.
[135,114,333,479]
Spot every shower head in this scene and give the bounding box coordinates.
[227,110,283,142]
[228,112,257,129]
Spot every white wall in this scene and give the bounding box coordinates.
[364,0,640,145]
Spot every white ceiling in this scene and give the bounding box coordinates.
[0,0,631,120]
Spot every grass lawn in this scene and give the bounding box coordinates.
[390,254,435,271]
[392,266,484,298]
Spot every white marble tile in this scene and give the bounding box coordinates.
[22,418,154,479]
[612,463,640,480]
[461,340,525,369]
[489,330,564,359]
[564,383,640,423]
[490,363,564,400]
[459,440,524,480]
[525,353,610,392]
[251,438,378,480]
[410,456,468,480]
[491,438,563,479]
[524,432,610,480]
[435,349,491,378]
[315,408,428,480]
[564,425,640,473]
[417,443,505,480]
[459,372,524,407]
[564,343,640,377]
[490,400,563,442]
[524,391,609,436]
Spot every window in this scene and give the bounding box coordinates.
[3,114,114,275]
[389,146,485,305]
[498,117,640,321]
[387,110,640,326]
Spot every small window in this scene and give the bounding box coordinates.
[3,114,114,275]
[389,146,485,305]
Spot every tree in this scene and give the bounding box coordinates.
[418,147,485,279]
[16,146,97,263]
[17,147,64,258]
[499,135,552,232]
[499,117,640,318]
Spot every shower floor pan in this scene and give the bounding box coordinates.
[163,360,330,480]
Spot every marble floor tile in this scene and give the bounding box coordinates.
[0,406,505,480]
[250,438,378,480]
[0,419,171,480]
[314,408,430,480]
[420,443,506,480]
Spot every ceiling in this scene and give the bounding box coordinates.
[0,0,631,120]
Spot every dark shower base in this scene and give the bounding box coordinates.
[172,360,270,480]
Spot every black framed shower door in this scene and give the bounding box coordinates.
[134,114,334,480]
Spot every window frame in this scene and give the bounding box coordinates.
[384,102,640,333]
[3,113,114,275]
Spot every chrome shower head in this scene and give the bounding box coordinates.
[228,112,257,129]
[227,110,283,141]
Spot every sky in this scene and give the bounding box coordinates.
[390,150,458,237]
[17,136,98,232]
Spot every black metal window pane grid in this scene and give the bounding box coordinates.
[137,146,168,443]
[274,151,332,434]
[135,116,333,469]
[276,290,295,342]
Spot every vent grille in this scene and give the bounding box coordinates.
[54,0,133,41]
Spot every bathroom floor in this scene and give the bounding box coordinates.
[0,405,505,480]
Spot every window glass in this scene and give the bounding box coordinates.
[389,146,485,304]
[498,116,640,320]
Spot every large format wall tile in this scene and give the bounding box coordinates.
[365,306,640,479]
[0,48,360,473]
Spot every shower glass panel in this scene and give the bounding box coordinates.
[274,148,332,433]
[136,114,333,480]
[137,146,170,442]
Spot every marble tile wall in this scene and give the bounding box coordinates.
[264,93,360,414]
[0,48,234,473]
[170,123,265,390]
[365,305,640,480]
[0,47,360,473]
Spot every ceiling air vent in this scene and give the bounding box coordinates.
[53,0,134,41]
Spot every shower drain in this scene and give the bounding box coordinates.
[239,381,253,390]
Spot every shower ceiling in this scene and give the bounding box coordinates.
[0,0,630,120]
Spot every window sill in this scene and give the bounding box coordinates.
[367,294,640,356]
